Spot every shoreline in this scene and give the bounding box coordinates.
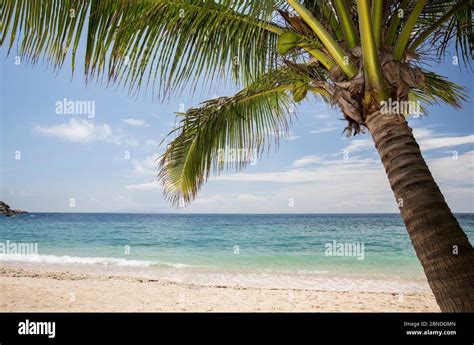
[0,264,440,312]
[0,257,431,293]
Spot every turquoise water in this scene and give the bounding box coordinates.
[1,213,473,291]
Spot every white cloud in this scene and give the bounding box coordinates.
[343,139,373,153]
[33,119,138,146]
[412,128,434,140]
[209,146,474,212]
[194,197,220,205]
[412,127,474,151]
[209,155,392,212]
[193,193,266,207]
[121,118,149,127]
[292,155,324,168]
[125,181,161,191]
[313,114,331,119]
[236,194,266,203]
[33,118,112,143]
[419,135,474,151]
[130,155,160,177]
[429,150,474,182]
[310,127,338,134]
[216,157,381,184]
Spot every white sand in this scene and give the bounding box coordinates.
[0,265,440,312]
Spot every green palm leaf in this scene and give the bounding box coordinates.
[158,66,328,206]
[411,0,473,64]
[1,0,283,97]
[411,70,468,110]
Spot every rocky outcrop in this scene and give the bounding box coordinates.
[0,201,28,217]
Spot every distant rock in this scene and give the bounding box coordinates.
[0,201,28,217]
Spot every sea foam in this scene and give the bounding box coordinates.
[0,253,155,267]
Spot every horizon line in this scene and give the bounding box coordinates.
[8,211,474,215]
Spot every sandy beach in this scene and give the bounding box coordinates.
[0,265,439,312]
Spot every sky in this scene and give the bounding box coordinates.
[1,38,473,213]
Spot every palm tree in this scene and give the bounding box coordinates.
[2,0,473,311]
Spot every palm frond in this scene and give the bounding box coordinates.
[287,0,357,78]
[410,70,468,110]
[158,66,326,206]
[1,0,283,98]
[411,0,473,65]
[393,0,428,60]
[299,0,344,40]
[384,0,412,46]
[0,0,90,70]
[333,0,358,48]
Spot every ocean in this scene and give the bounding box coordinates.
[1,213,473,292]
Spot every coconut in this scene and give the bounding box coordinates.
[277,31,299,55]
[292,81,308,102]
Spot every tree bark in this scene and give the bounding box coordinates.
[365,109,474,312]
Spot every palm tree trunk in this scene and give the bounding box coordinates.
[365,109,474,312]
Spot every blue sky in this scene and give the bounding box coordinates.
[1,41,473,213]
